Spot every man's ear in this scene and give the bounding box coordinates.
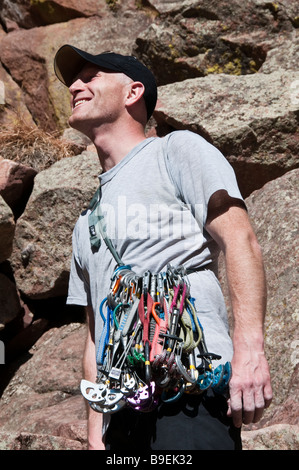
[126,81,145,106]
[125,81,147,124]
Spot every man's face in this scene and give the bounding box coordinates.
[68,63,132,135]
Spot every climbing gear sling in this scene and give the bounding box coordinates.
[80,188,232,414]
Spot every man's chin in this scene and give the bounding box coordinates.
[68,116,86,133]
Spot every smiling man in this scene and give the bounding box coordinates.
[54,45,272,451]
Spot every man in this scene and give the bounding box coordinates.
[54,45,272,450]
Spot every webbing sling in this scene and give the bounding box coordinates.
[88,186,124,266]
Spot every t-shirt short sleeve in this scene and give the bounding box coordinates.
[164,131,244,225]
[66,219,91,307]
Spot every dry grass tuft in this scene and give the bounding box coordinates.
[0,122,77,173]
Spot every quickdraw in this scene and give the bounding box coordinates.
[80,264,232,414]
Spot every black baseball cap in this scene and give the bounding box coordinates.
[54,44,157,120]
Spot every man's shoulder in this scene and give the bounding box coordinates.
[162,130,218,162]
[164,129,212,149]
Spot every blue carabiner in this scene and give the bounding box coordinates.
[111,265,132,280]
[96,298,112,366]
[161,380,186,404]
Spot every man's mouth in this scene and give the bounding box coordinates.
[73,99,90,109]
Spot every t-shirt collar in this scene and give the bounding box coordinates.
[99,137,156,186]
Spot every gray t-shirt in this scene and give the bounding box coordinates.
[67,130,244,365]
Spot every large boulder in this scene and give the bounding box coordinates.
[0,0,107,30]
[0,322,88,450]
[0,62,35,130]
[244,169,299,428]
[154,70,299,197]
[242,424,299,450]
[134,0,297,85]
[10,150,100,299]
[0,431,85,450]
[0,273,23,330]
[145,0,298,28]
[0,195,15,263]
[259,33,299,73]
[0,158,37,219]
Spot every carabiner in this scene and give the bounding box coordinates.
[161,379,186,403]
[111,265,132,281]
[175,354,197,384]
[120,373,137,395]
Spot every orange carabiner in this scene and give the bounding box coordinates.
[112,276,122,295]
[151,302,161,324]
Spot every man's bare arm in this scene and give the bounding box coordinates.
[206,197,273,428]
[83,306,105,450]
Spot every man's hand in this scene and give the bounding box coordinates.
[227,335,272,427]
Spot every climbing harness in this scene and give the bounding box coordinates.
[80,190,232,414]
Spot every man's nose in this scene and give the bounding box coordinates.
[69,78,85,94]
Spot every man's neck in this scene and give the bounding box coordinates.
[90,124,147,172]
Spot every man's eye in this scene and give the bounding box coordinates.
[90,73,101,81]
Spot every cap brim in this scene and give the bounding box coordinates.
[54,45,99,87]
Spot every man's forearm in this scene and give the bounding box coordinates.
[206,204,273,427]
[84,307,105,450]
[225,233,272,426]
[225,229,267,341]
[222,224,272,427]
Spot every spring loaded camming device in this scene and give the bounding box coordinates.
[127,381,158,412]
[138,271,153,384]
[161,378,186,403]
[108,298,139,381]
[162,282,186,359]
[212,361,232,394]
[149,298,168,362]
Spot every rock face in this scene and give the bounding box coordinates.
[155,70,299,197]
[0,62,35,130]
[10,150,100,299]
[0,0,298,451]
[245,169,299,430]
[0,158,37,218]
[0,323,87,450]
[0,195,15,263]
